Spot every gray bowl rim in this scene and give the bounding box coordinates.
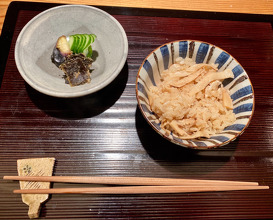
[15,4,129,98]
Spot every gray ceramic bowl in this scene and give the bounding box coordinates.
[136,40,254,149]
[15,5,128,98]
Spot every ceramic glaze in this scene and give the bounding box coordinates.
[136,40,254,149]
[15,5,128,98]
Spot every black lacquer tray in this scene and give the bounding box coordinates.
[0,2,273,219]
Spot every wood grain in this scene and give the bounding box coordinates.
[13,185,269,194]
[1,0,273,34]
[0,2,273,219]
[3,176,260,185]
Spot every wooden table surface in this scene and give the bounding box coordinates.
[1,0,273,34]
[1,1,273,219]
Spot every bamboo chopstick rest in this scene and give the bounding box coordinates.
[17,158,55,219]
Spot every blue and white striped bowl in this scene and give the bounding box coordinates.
[136,40,254,149]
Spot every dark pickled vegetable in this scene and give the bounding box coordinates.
[51,34,96,86]
[51,47,66,67]
[59,54,93,86]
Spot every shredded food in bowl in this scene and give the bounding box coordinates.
[148,57,236,139]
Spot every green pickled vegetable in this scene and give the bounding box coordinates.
[68,34,96,57]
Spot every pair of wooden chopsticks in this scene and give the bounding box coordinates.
[3,176,269,194]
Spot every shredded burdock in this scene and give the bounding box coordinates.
[148,57,236,139]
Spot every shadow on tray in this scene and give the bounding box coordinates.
[135,107,238,176]
[26,62,129,119]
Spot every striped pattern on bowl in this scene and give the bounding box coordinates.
[136,40,254,149]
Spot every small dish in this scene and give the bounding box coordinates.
[136,40,254,149]
[15,5,128,98]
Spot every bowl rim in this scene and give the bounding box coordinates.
[15,4,129,98]
[135,39,255,149]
